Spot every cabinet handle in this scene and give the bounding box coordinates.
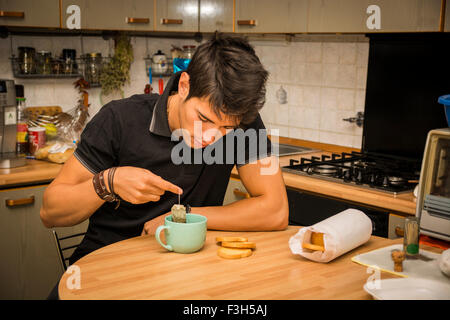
[237,20,257,26]
[5,196,35,207]
[233,188,250,199]
[0,11,25,18]
[395,227,404,237]
[161,18,183,25]
[126,17,150,24]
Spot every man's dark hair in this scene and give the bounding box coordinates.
[185,34,268,127]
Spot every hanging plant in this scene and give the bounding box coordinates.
[99,33,134,96]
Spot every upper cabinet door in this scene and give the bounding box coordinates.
[235,0,308,33]
[307,0,442,33]
[155,0,199,32]
[200,0,233,33]
[61,0,154,31]
[0,0,60,28]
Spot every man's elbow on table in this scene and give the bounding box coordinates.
[272,200,289,231]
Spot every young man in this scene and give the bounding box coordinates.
[40,35,289,268]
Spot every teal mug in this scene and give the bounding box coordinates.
[155,213,207,253]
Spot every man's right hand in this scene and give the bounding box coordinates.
[113,166,182,204]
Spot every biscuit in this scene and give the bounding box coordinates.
[302,242,325,252]
[215,236,248,243]
[217,247,253,259]
[221,241,256,249]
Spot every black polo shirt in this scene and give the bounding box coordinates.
[70,72,271,264]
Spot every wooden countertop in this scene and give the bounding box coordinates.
[58,226,441,300]
[0,159,62,188]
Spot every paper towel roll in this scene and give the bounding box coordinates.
[289,208,372,263]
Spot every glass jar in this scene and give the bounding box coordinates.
[84,52,102,85]
[182,45,196,60]
[18,47,36,74]
[403,216,419,257]
[36,51,52,75]
[62,49,78,74]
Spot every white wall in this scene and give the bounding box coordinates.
[0,34,369,148]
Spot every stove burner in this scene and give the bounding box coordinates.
[282,151,421,195]
[388,176,406,186]
[312,164,338,176]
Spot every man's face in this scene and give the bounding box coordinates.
[178,96,239,149]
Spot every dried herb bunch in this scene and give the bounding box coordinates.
[99,34,134,96]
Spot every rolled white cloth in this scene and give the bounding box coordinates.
[289,208,373,263]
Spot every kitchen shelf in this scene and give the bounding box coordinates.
[10,56,83,79]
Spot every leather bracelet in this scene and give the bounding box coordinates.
[108,167,121,210]
[93,170,116,202]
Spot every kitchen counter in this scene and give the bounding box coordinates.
[231,137,417,215]
[0,138,417,215]
[0,159,61,188]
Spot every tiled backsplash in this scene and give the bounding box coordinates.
[253,35,369,149]
[0,34,369,148]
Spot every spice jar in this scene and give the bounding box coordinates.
[36,51,52,75]
[182,45,196,59]
[62,49,78,74]
[18,47,36,74]
[85,52,102,85]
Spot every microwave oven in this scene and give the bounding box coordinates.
[416,128,450,241]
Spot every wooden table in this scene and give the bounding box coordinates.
[58,226,442,300]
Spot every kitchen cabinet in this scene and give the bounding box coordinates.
[200,0,233,33]
[307,0,442,33]
[235,0,308,33]
[222,177,249,205]
[61,0,154,31]
[0,184,88,299]
[155,0,198,32]
[0,0,60,28]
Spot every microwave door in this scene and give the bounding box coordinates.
[430,140,450,198]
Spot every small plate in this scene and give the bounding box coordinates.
[364,278,450,300]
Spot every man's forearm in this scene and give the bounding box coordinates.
[41,178,104,228]
[191,194,288,231]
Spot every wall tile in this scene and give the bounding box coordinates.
[306,42,322,63]
[339,42,356,65]
[336,88,355,110]
[322,43,339,64]
[302,86,321,108]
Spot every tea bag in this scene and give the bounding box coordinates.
[171,204,186,223]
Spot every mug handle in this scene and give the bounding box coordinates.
[155,225,173,251]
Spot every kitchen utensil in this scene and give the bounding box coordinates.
[364,278,450,300]
[155,214,207,253]
[159,77,163,95]
[152,50,168,75]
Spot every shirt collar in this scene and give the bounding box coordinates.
[149,71,183,137]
